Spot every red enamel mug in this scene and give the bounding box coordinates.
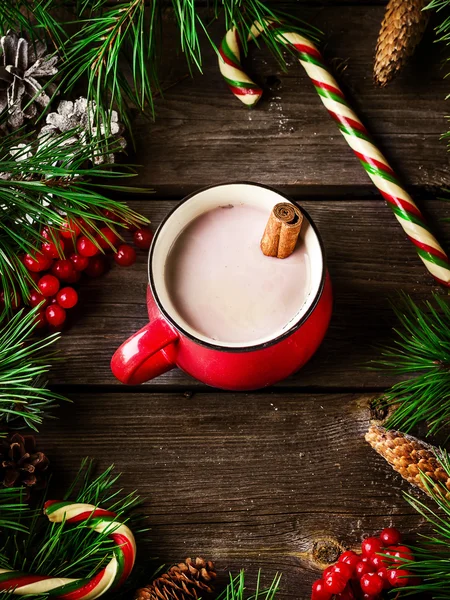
[111,182,332,390]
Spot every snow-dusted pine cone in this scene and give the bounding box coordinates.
[39,97,126,164]
[0,30,58,129]
[366,425,450,498]
[374,0,428,87]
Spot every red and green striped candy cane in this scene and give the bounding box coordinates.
[219,20,450,286]
[0,501,136,600]
[218,22,264,107]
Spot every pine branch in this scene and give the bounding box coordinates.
[400,451,450,598]
[0,487,30,533]
[372,292,450,436]
[216,571,282,600]
[0,307,66,431]
[426,0,450,145]
[1,1,321,135]
[0,128,148,311]
[1,459,146,588]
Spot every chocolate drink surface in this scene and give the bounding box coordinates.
[164,204,311,345]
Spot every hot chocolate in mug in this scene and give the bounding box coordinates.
[111,182,332,390]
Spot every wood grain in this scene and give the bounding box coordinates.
[49,198,450,390]
[39,391,432,599]
[128,6,450,195]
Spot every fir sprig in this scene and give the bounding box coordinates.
[0,1,320,134]
[0,459,146,588]
[399,451,450,598]
[0,488,30,533]
[372,293,450,436]
[217,571,282,600]
[0,306,66,431]
[0,128,148,311]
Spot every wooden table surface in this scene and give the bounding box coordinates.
[41,2,450,598]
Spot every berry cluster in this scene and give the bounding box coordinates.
[7,215,153,330]
[311,528,418,600]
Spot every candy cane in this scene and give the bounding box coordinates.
[0,501,136,599]
[218,21,450,286]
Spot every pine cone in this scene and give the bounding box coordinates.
[365,425,450,498]
[39,97,126,165]
[0,31,58,129]
[374,0,428,87]
[135,558,216,600]
[0,433,49,498]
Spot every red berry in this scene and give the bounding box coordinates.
[335,585,355,600]
[324,573,347,595]
[38,274,60,297]
[60,219,81,239]
[361,537,384,557]
[386,545,414,565]
[333,563,353,582]
[52,259,75,281]
[57,287,78,309]
[388,569,412,588]
[23,252,52,273]
[370,554,389,570]
[64,270,81,284]
[355,561,372,579]
[361,595,379,600]
[42,239,64,259]
[114,244,136,267]
[33,308,47,329]
[360,573,383,595]
[311,579,332,600]
[45,304,66,327]
[85,256,106,278]
[339,552,360,571]
[376,567,391,589]
[77,235,99,257]
[133,227,153,250]
[96,226,119,250]
[41,227,53,240]
[28,290,49,309]
[380,528,401,546]
[28,272,40,284]
[70,253,89,272]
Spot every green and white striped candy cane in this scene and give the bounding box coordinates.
[218,20,450,286]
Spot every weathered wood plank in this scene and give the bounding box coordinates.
[49,198,450,389]
[39,391,431,599]
[128,6,450,194]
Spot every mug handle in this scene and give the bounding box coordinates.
[111,319,179,385]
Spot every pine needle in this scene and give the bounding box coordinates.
[217,571,282,600]
[1,459,147,593]
[372,292,450,436]
[401,451,450,598]
[0,307,66,431]
[0,128,148,312]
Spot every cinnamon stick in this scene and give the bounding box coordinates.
[260,203,303,259]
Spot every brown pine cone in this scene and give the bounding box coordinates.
[374,0,429,87]
[365,425,450,498]
[135,558,216,600]
[0,433,49,497]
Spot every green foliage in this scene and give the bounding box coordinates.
[0,488,30,533]
[0,128,148,311]
[426,0,450,144]
[0,306,66,431]
[372,293,450,436]
[0,459,145,590]
[400,451,450,598]
[0,1,320,134]
[217,571,282,600]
